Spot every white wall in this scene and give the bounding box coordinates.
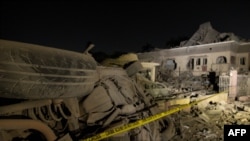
[164,51,232,76]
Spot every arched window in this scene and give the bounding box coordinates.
[216,56,227,64]
[164,59,177,70]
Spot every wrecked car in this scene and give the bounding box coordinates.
[0,39,175,141]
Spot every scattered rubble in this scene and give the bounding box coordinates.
[163,97,250,141]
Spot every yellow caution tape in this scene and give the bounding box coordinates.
[82,92,226,141]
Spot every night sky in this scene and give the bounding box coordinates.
[1,1,250,55]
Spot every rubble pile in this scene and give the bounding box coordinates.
[169,100,250,141]
[179,21,249,47]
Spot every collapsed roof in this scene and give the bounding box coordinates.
[179,21,249,47]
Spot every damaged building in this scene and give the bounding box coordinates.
[0,22,250,141]
[137,22,250,96]
[138,40,250,76]
[137,22,250,77]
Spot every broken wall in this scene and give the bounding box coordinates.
[219,72,250,99]
[237,74,250,96]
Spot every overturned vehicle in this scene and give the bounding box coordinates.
[0,39,176,141]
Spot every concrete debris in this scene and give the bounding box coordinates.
[167,100,250,141]
[237,95,250,102]
[180,22,220,47]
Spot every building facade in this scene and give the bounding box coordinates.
[137,40,250,76]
